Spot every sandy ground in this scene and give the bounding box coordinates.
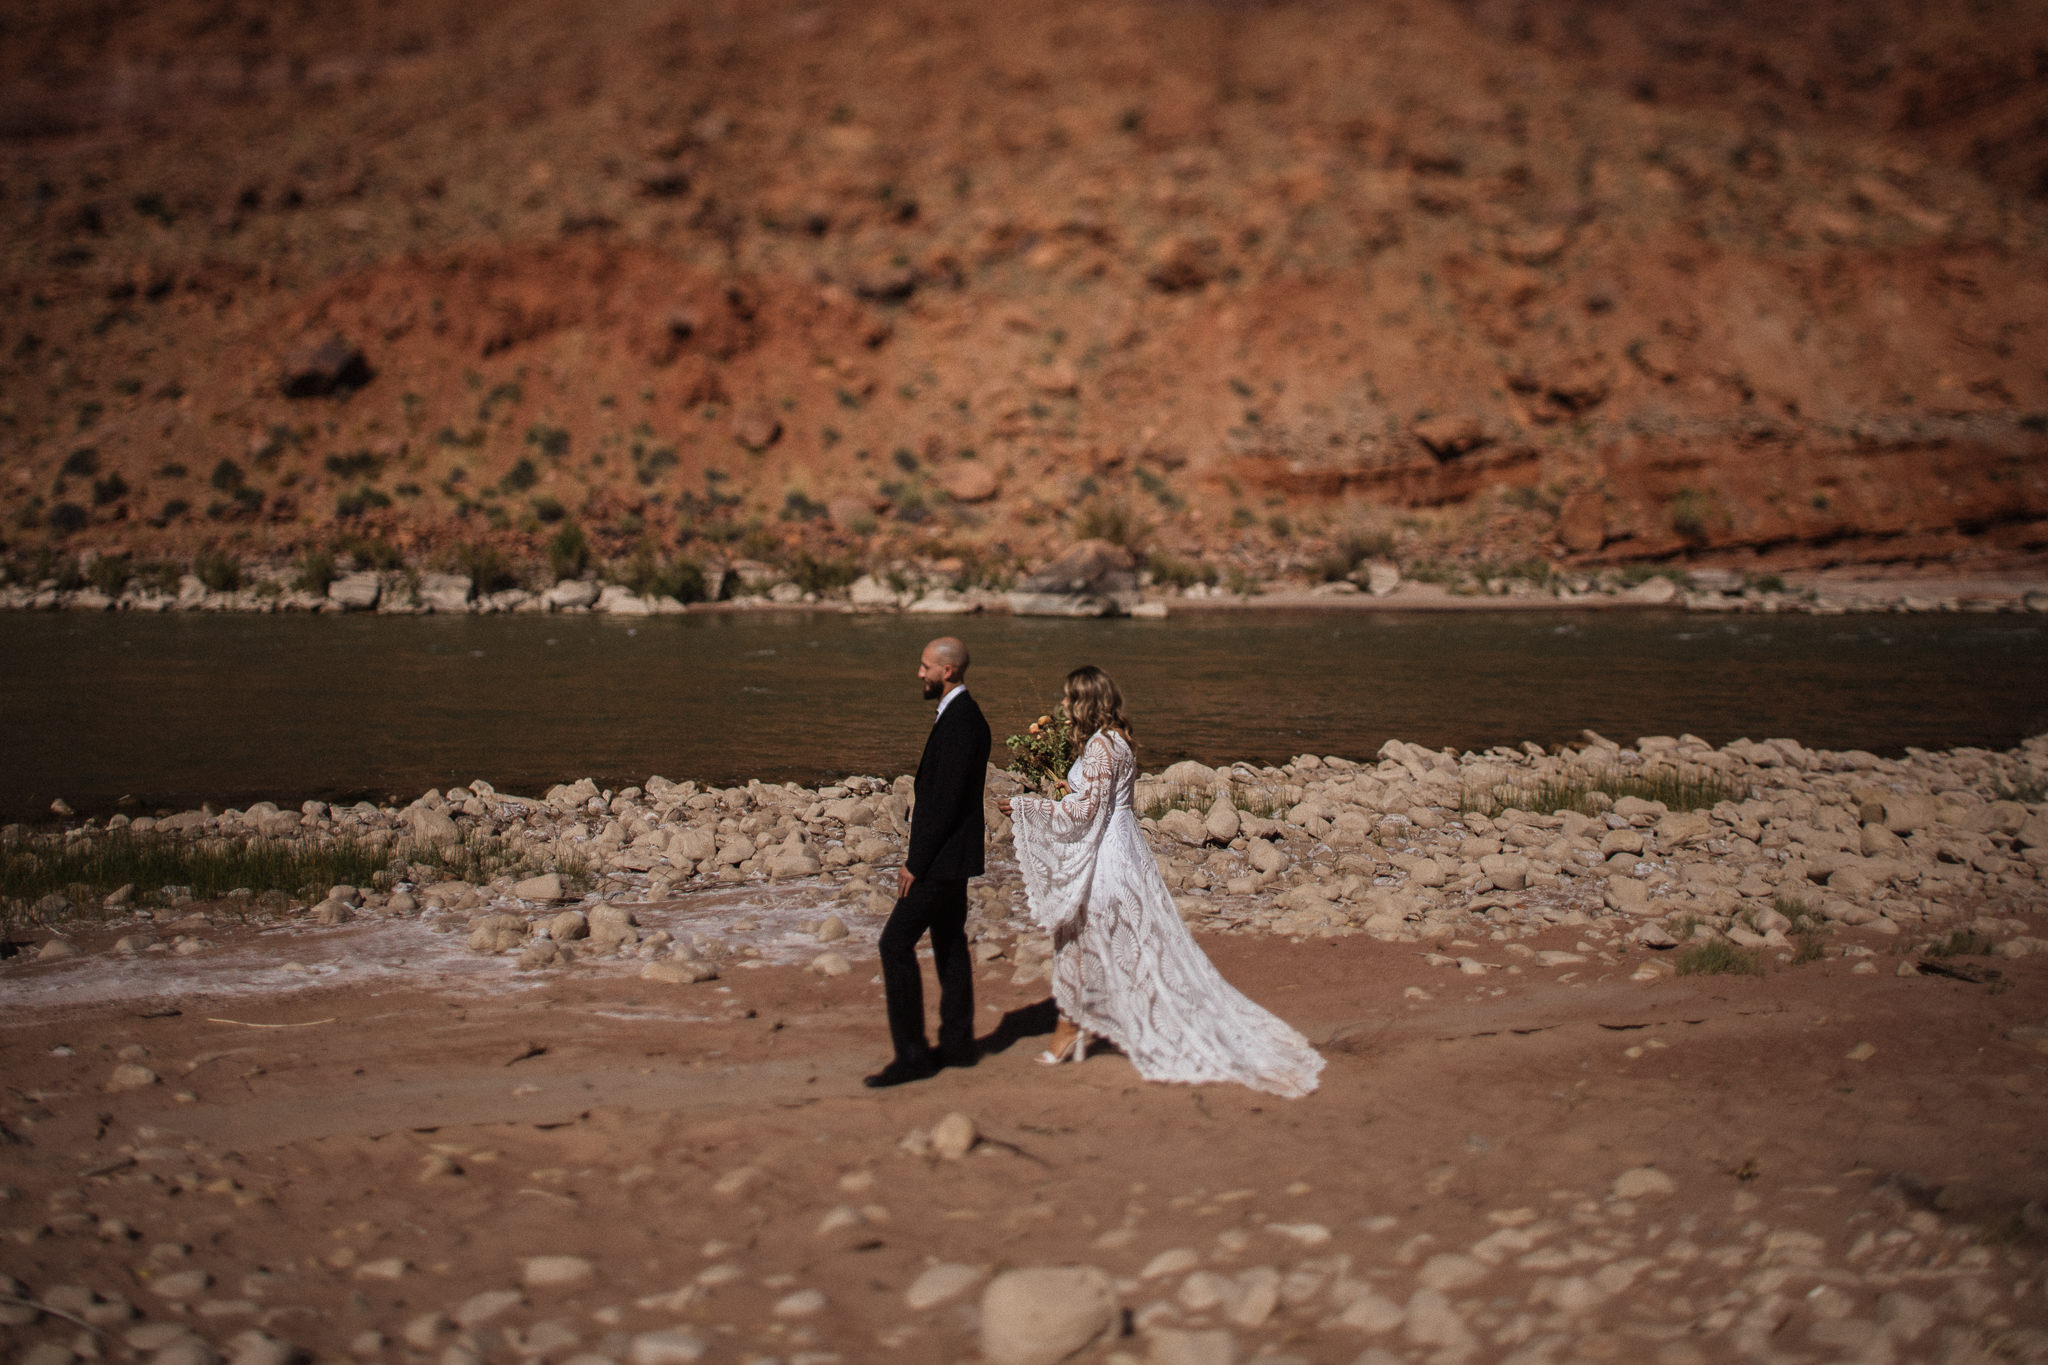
[4,892,2047,1365]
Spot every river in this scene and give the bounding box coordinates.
[4,608,2043,821]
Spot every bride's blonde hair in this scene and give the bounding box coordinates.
[1063,665,1133,743]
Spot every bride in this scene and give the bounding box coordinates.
[1001,666,1324,1099]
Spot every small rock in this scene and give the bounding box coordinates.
[905,1263,984,1311]
[1415,1253,1489,1292]
[150,1269,212,1300]
[354,1258,408,1281]
[1845,1042,1877,1061]
[929,1111,979,1160]
[39,938,80,960]
[1146,1327,1237,1365]
[772,1288,827,1318]
[809,951,852,976]
[980,1266,1120,1365]
[222,1330,294,1365]
[1141,1249,1200,1280]
[521,1255,594,1289]
[1611,1168,1676,1200]
[626,1329,707,1365]
[642,959,717,985]
[813,915,848,943]
[1412,414,1491,459]
[109,1062,159,1091]
[451,1289,523,1325]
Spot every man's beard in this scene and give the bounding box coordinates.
[922,678,943,700]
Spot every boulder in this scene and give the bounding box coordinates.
[1412,414,1491,459]
[1365,562,1402,596]
[939,461,1001,503]
[1203,794,1240,844]
[980,1266,1120,1365]
[596,584,654,616]
[1007,540,1140,618]
[1246,840,1288,875]
[1158,809,1209,846]
[328,572,382,612]
[417,573,473,614]
[548,909,588,941]
[545,578,601,610]
[467,913,527,953]
[514,873,565,901]
[280,333,372,397]
[587,904,639,948]
[406,804,461,850]
[1557,490,1608,553]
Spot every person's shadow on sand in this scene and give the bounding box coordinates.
[976,998,1058,1056]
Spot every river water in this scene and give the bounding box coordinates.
[4,608,2043,822]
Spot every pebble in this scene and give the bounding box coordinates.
[109,1063,159,1091]
[148,1269,211,1300]
[772,1288,827,1317]
[1611,1168,1677,1200]
[452,1288,523,1325]
[1414,1252,1489,1291]
[353,1258,408,1281]
[522,1254,595,1288]
[905,1262,984,1310]
[222,1330,294,1365]
[626,1329,707,1365]
[1146,1327,1237,1365]
[931,1111,978,1160]
[1142,1249,1201,1280]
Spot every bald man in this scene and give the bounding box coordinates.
[865,636,991,1088]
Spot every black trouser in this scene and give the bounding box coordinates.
[878,876,974,1063]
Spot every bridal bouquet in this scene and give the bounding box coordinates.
[1005,708,1078,795]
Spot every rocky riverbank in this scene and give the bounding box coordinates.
[10,728,2046,987]
[2,726,2046,1365]
[4,556,2048,620]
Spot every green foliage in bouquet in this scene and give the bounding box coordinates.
[1005,707,1079,795]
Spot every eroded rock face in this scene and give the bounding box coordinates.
[1008,540,1140,618]
[279,333,372,398]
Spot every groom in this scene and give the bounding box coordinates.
[865,635,990,1088]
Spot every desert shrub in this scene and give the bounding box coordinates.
[324,450,383,480]
[1147,551,1217,590]
[1927,928,1996,958]
[1674,939,1764,977]
[1073,499,1140,547]
[1668,488,1715,542]
[294,548,336,595]
[335,486,392,518]
[210,458,245,491]
[530,495,566,523]
[500,458,539,493]
[452,543,518,594]
[86,554,131,595]
[92,473,129,506]
[546,524,589,579]
[61,447,100,478]
[336,534,403,571]
[526,424,571,458]
[47,502,88,533]
[192,547,242,592]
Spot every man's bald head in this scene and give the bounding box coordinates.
[918,636,969,700]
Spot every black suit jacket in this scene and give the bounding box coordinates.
[907,689,991,881]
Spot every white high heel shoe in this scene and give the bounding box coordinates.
[1035,1029,1090,1066]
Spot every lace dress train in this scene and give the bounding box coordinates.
[1010,731,1324,1099]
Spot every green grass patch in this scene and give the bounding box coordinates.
[1464,767,1749,818]
[1673,938,1764,977]
[2,829,574,935]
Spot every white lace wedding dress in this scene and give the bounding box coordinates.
[1010,730,1324,1098]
